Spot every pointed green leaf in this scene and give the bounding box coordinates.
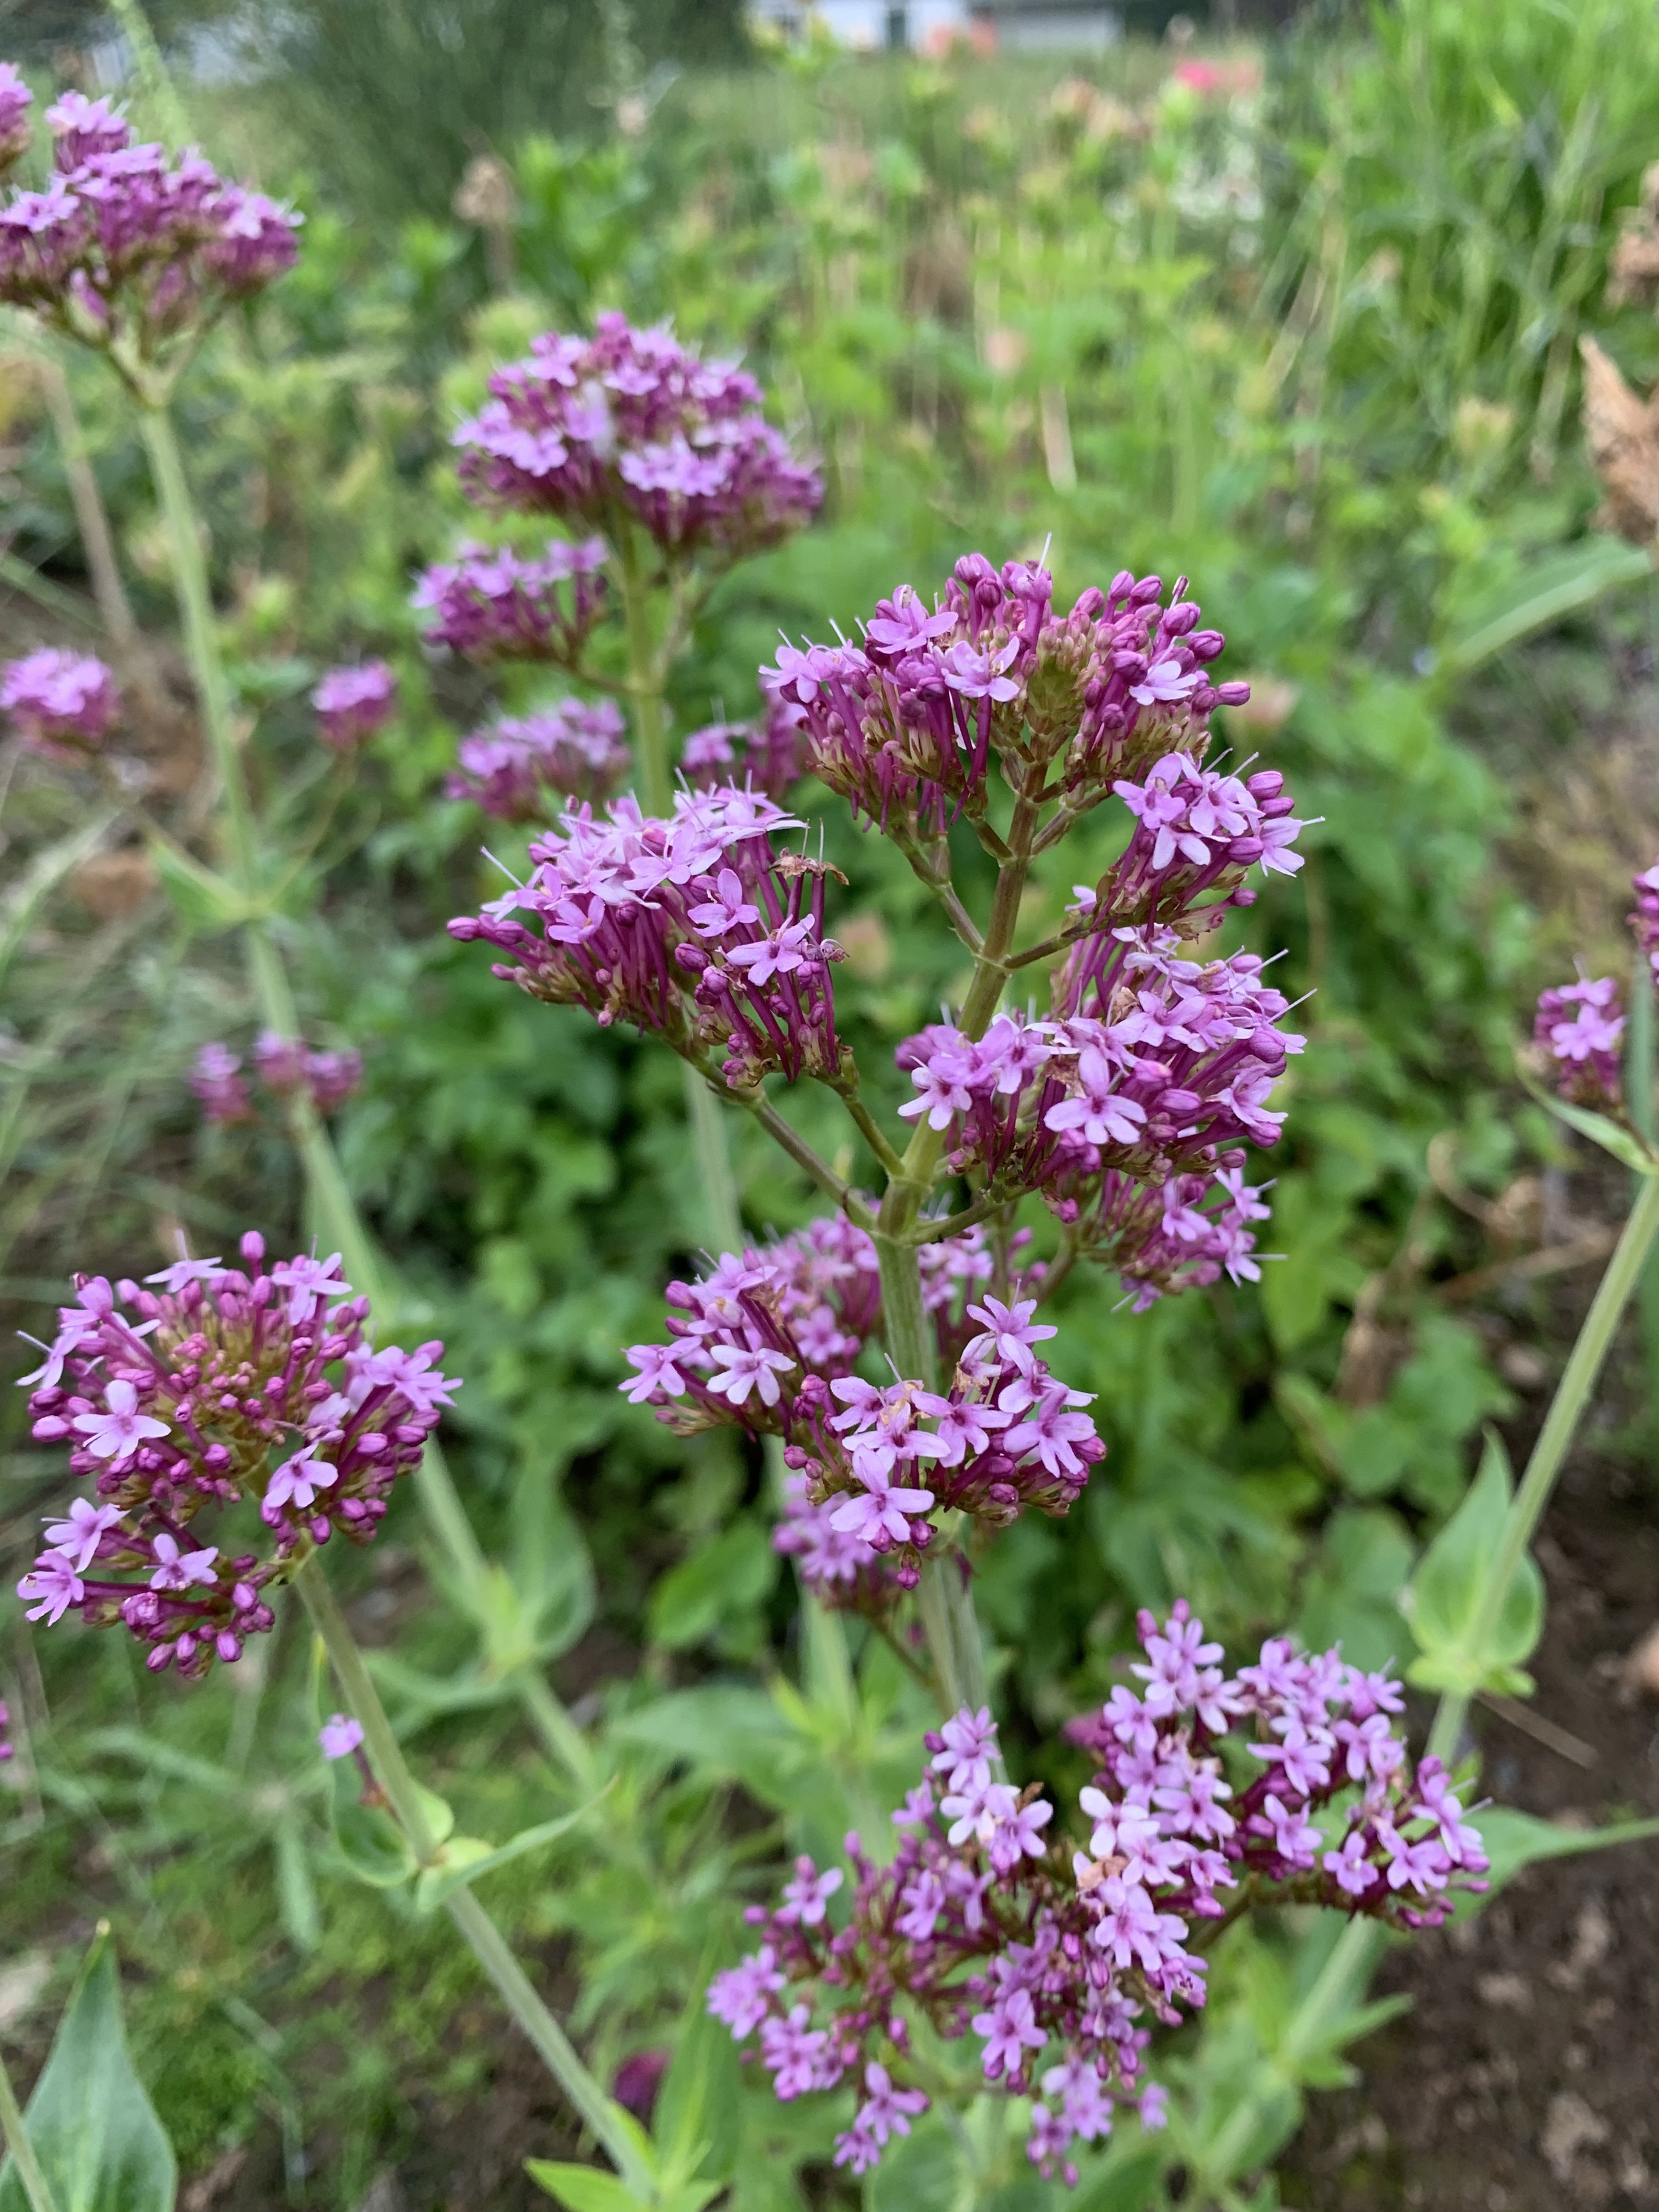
[526,2160,648,2212]
[413,1791,608,1917]
[0,1927,176,2212]
[328,1758,415,1889]
[1402,1432,1544,1694]
[1444,538,1653,671]
[1467,1807,1659,1901]
[147,834,259,932]
[654,1975,742,2185]
[866,2116,972,2212]
[1534,1091,1656,1176]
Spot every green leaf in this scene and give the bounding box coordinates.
[648,1519,778,1651]
[526,2160,648,2212]
[1443,537,1653,670]
[1534,1090,1657,1176]
[413,1792,608,1917]
[1070,2142,1167,2212]
[0,1927,177,2212]
[147,834,259,932]
[865,2116,972,2212]
[612,1687,806,1808]
[654,1974,743,2186]
[1467,1807,1659,1900]
[273,1814,321,1953]
[1402,1430,1544,1696]
[328,1758,415,1889]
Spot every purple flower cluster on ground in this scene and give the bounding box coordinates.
[0,1698,12,1765]
[710,1608,1488,2183]
[0,86,298,380]
[414,538,609,666]
[191,1032,362,1125]
[311,661,397,750]
[451,313,822,561]
[1,648,120,757]
[15,1236,457,1677]
[449,784,849,1089]
[1533,975,1624,1108]
[447,699,630,819]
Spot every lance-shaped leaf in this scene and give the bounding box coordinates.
[0,1925,176,2212]
[413,1789,609,1917]
[1401,1430,1544,1696]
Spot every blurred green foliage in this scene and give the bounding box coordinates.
[3,0,1656,2201]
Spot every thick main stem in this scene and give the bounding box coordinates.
[295,1559,647,2192]
[875,790,1043,1715]
[1427,1164,1659,1765]
[0,2045,58,2212]
[139,401,589,1780]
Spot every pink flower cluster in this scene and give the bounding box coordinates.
[1630,859,1659,988]
[760,557,1253,843]
[413,538,608,665]
[452,313,822,562]
[624,1235,1102,1582]
[312,661,397,750]
[1,648,120,758]
[15,1236,457,1678]
[1533,976,1624,1110]
[682,699,810,805]
[448,784,848,1090]
[191,1033,362,1125]
[1094,754,1303,927]
[446,699,630,820]
[711,1609,1488,2183]
[0,90,299,374]
[0,1698,12,1765]
[0,64,31,174]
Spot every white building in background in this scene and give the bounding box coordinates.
[752,1,972,47]
[753,1,1120,50]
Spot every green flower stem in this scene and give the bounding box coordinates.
[1624,949,1659,1475]
[1197,1169,1659,2198]
[1427,1162,1659,1766]
[872,794,1042,1716]
[0,2041,59,2212]
[294,1558,648,2193]
[138,398,591,1783]
[1189,1917,1386,2201]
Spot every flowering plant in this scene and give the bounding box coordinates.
[15,1236,455,1676]
[712,1609,1487,2181]
[451,544,1305,1682]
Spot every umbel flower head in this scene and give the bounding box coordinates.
[413,538,609,667]
[711,1608,1488,2184]
[1534,975,1624,1110]
[624,1224,1102,1587]
[451,312,822,563]
[0,86,299,394]
[761,555,1268,858]
[1,647,120,758]
[312,661,397,750]
[15,1234,457,1679]
[446,698,630,820]
[190,1033,363,1126]
[450,783,849,1092]
[0,64,33,176]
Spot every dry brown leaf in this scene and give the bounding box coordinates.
[1578,336,1659,543]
